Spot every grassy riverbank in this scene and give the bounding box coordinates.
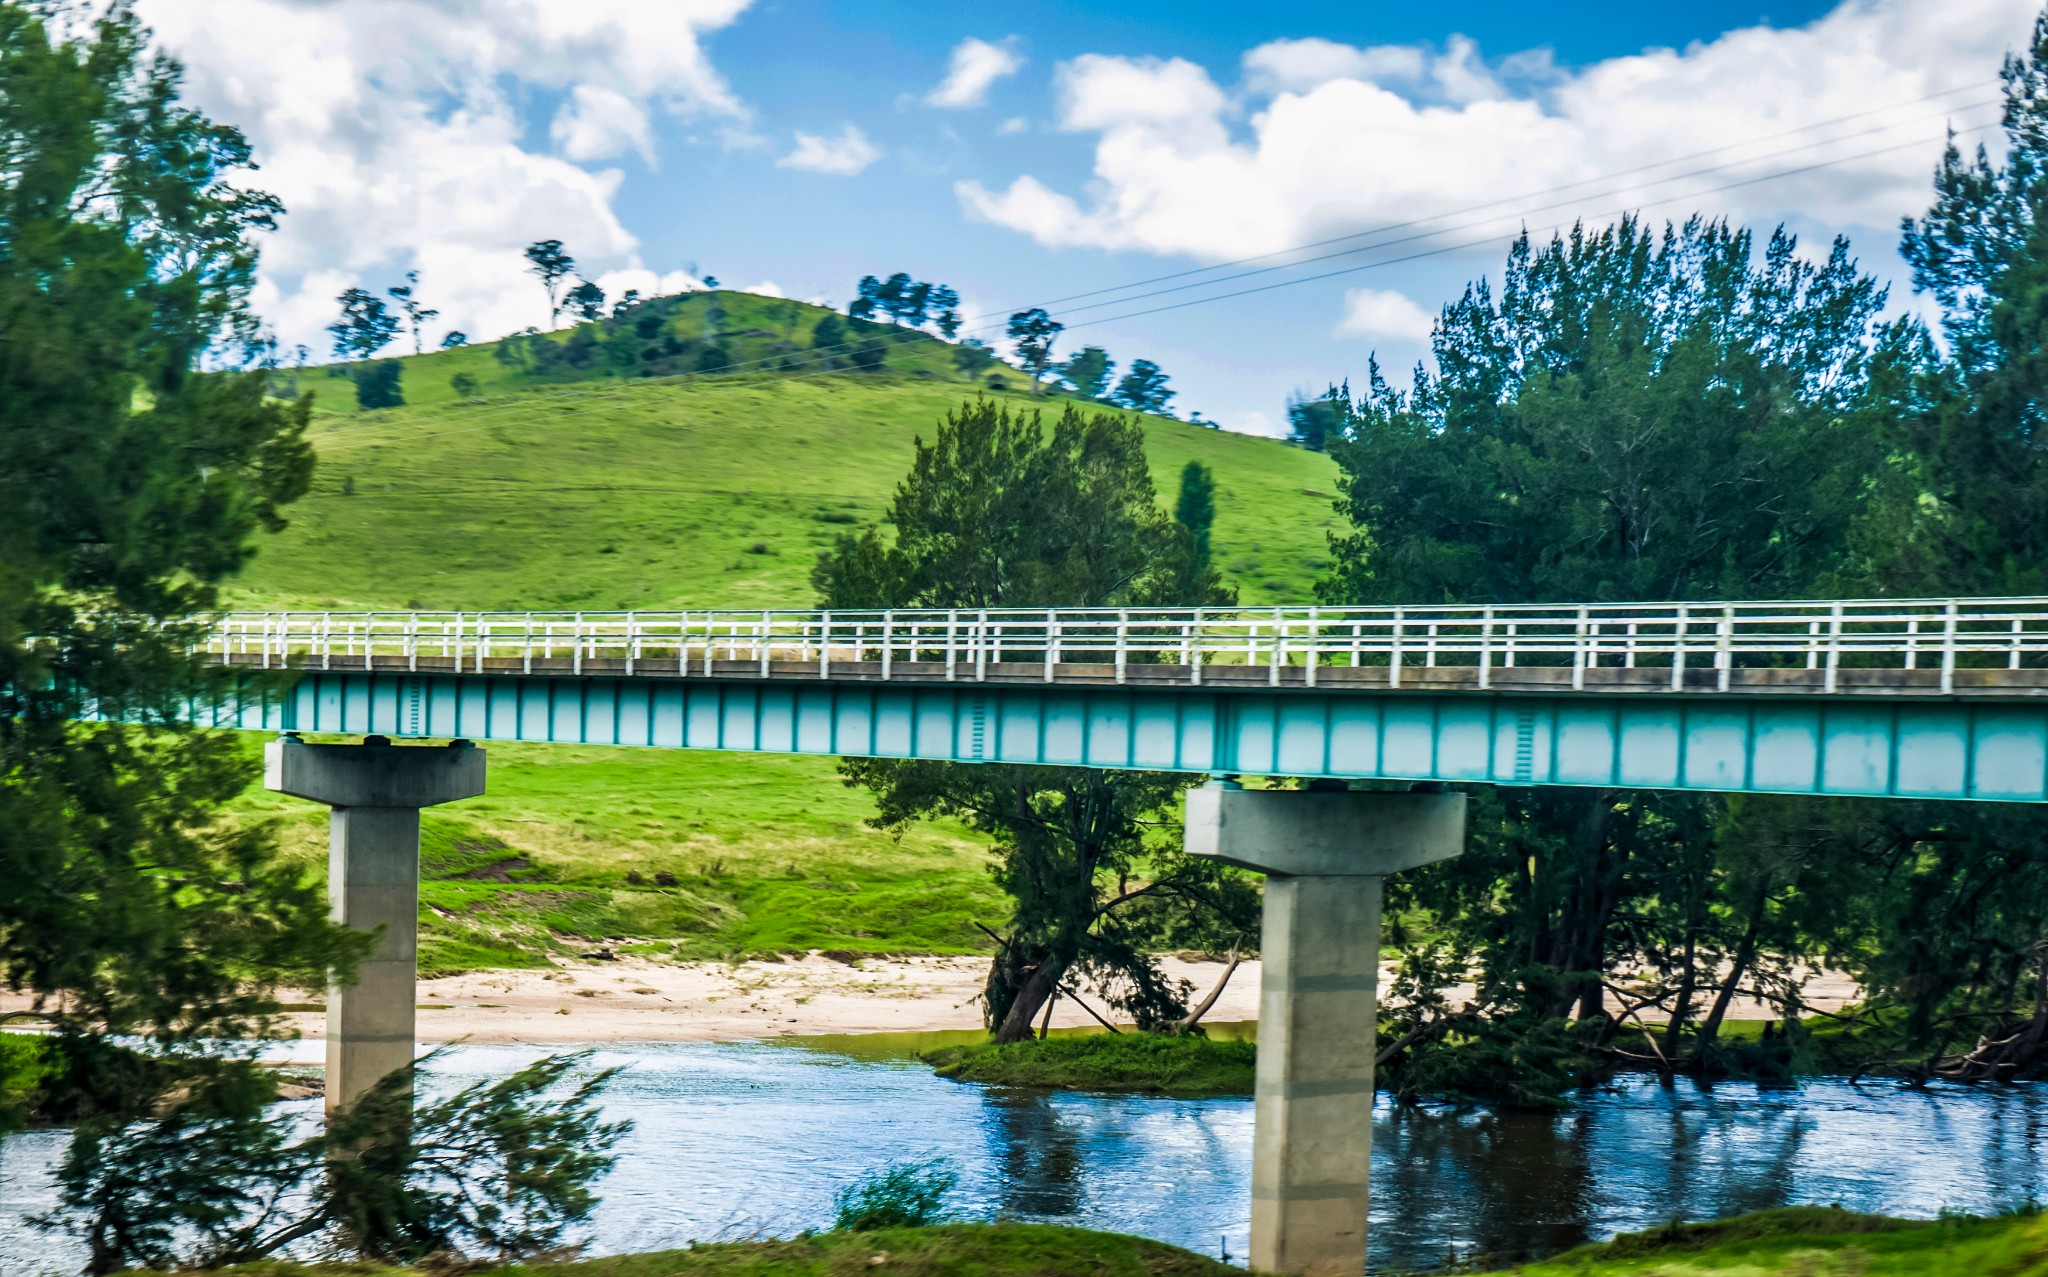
[1498,1206,2048,1275]
[174,1211,2048,1276]
[926,1033,1256,1095]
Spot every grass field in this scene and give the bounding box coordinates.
[219,295,1341,972]
[236,735,1003,973]
[232,291,1341,613]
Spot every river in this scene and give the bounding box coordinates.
[4,1035,2046,1272]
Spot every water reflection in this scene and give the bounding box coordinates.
[6,1042,2048,1275]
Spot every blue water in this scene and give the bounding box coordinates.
[6,1041,2048,1272]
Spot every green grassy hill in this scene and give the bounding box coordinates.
[233,291,1341,612]
[228,292,1344,972]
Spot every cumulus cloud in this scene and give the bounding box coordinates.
[960,0,2035,265]
[136,0,752,351]
[1334,287,1435,342]
[552,85,655,163]
[927,36,1025,108]
[777,125,882,176]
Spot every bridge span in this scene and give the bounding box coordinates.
[212,597,2048,802]
[226,596,2048,1276]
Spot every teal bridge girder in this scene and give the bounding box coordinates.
[200,599,2048,803]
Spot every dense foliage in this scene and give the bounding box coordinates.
[0,0,355,1126]
[1319,23,2048,1099]
[815,399,1251,1041]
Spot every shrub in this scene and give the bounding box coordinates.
[353,360,404,410]
[832,1158,958,1231]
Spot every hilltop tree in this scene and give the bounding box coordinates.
[1285,384,1347,451]
[815,400,1232,1041]
[930,284,962,339]
[566,279,606,323]
[329,287,399,361]
[524,239,575,327]
[1006,308,1062,393]
[1061,345,1115,399]
[440,331,468,349]
[386,270,439,354]
[1111,358,1174,414]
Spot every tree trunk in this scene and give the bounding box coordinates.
[1696,912,1763,1050]
[995,959,1060,1044]
[1173,941,1243,1036]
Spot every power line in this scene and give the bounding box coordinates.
[311,113,1997,453]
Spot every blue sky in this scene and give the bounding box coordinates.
[147,0,2035,433]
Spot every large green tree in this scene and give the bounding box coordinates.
[0,0,356,1108]
[815,399,1238,1041]
[1319,216,1907,1083]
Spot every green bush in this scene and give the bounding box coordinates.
[831,1158,958,1231]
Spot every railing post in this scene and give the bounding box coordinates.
[1044,609,1058,683]
[947,610,959,681]
[1825,602,1843,694]
[1305,606,1318,688]
[1904,618,1920,671]
[1941,600,1959,694]
[1115,609,1129,685]
[524,612,535,675]
[1190,609,1204,686]
[1269,606,1284,688]
[760,609,771,678]
[1572,607,1589,691]
[2013,616,2025,671]
[704,615,716,676]
[976,609,989,682]
[1716,606,1732,693]
[820,612,831,679]
[1479,607,1494,690]
[1669,606,1687,691]
[882,611,894,681]
[573,612,584,676]
[1390,607,1404,688]
[625,612,637,676]
[323,612,333,671]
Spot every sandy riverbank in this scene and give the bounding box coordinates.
[251,953,1857,1045]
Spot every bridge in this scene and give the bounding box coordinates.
[215,598,2048,801]
[223,597,2048,1276]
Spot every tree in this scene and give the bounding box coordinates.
[46,1050,629,1272]
[439,331,468,349]
[814,400,1233,1041]
[1285,384,1347,451]
[329,287,399,361]
[1175,461,1216,570]
[566,279,606,324]
[353,360,404,410]
[1318,216,1904,1086]
[1006,308,1062,392]
[952,337,995,375]
[450,372,479,399]
[524,239,575,326]
[611,288,642,318]
[1112,358,1174,413]
[1877,12,2048,596]
[1061,346,1115,399]
[386,270,438,354]
[930,285,962,339]
[811,312,847,355]
[0,0,357,1133]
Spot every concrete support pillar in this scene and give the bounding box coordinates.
[1187,782,1465,1277]
[264,735,486,1113]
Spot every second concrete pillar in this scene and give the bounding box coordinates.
[1187,781,1465,1276]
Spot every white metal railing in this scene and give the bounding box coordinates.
[199,598,2048,693]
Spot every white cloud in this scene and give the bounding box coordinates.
[777,125,882,176]
[552,85,655,163]
[960,0,2035,264]
[998,116,1030,135]
[927,36,1025,108]
[136,0,752,350]
[1334,287,1435,342]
